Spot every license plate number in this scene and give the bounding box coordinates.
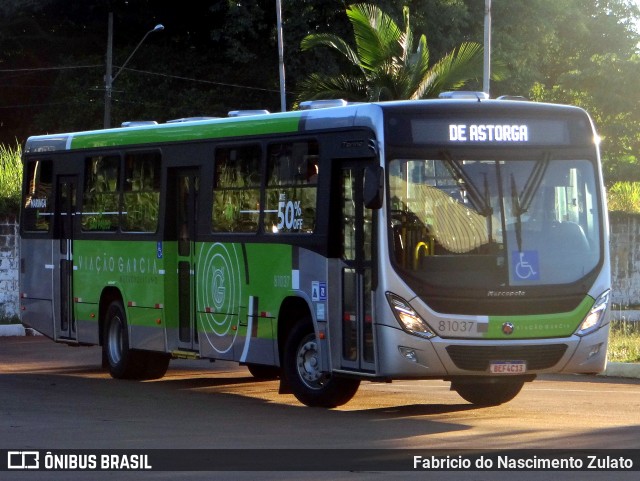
[490,361,527,374]
[436,320,479,336]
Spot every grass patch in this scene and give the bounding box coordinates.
[0,142,22,216]
[0,315,20,325]
[608,320,640,363]
[607,181,640,213]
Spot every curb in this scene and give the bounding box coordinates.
[1,324,639,379]
[0,324,40,337]
[601,362,640,379]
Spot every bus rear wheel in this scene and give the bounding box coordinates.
[284,321,360,408]
[450,378,525,406]
[103,300,169,380]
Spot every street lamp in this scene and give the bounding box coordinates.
[104,13,164,128]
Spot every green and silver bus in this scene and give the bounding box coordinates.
[20,97,610,407]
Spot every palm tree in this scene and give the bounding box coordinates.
[297,3,485,102]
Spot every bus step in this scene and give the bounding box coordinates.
[171,350,200,360]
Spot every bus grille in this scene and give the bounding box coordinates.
[445,344,568,371]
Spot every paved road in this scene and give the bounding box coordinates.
[1,336,639,481]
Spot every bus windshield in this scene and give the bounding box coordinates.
[388,157,601,289]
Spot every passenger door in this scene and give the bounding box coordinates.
[167,168,200,351]
[338,161,376,372]
[54,175,78,341]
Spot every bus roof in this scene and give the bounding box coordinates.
[23,99,589,154]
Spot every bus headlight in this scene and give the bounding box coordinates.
[576,290,610,337]
[386,292,435,339]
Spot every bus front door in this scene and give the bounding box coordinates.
[169,169,200,352]
[339,161,376,373]
[54,176,77,341]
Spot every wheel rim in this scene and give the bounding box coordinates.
[295,333,329,390]
[107,314,124,365]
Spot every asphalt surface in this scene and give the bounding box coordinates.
[2,329,639,481]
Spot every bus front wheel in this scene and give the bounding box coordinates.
[283,321,360,408]
[450,378,525,406]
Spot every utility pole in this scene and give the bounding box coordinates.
[483,0,492,97]
[276,0,286,112]
[104,12,114,129]
[103,14,164,128]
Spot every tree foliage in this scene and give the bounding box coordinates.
[297,3,484,102]
[0,0,639,184]
[513,0,640,184]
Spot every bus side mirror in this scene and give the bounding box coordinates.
[364,165,384,210]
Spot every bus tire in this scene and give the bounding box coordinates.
[284,321,360,408]
[139,351,170,380]
[103,300,142,379]
[451,378,525,406]
[247,363,280,380]
[103,301,170,380]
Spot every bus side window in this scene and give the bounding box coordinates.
[122,152,161,233]
[82,155,120,232]
[265,140,319,234]
[212,144,261,232]
[23,159,53,232]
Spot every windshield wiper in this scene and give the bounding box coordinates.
[441,151,493,217]
[483,172,494,245]
[511,173,523,252]
[509,153,550,253]
[519,153,550,214]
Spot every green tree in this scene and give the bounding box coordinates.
[296,3,485,102]
[509,0,640,184]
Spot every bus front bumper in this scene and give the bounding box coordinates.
[375,322,610,379]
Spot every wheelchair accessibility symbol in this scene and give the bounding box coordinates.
[512,250,540,281]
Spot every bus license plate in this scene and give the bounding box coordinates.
[490,361,527,374]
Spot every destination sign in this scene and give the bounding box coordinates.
[448,124,528,142]
[410,118,571,145]
[385,115,591,147]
